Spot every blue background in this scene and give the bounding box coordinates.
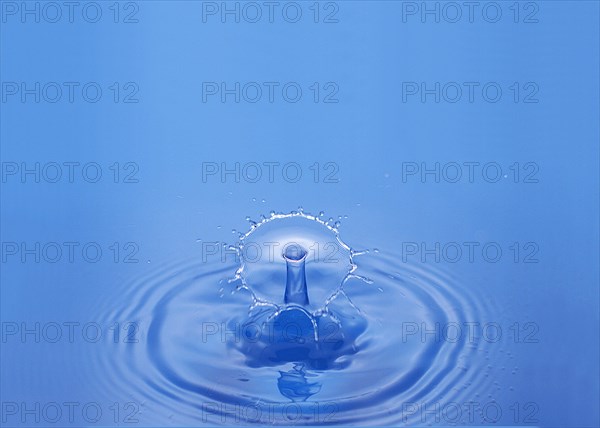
[1,1,599,426]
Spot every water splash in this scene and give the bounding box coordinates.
[225,210,371,369]
[228,210,372,316]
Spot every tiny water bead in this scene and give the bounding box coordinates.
[85,210,504,425]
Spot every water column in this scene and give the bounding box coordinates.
[283,245,309,306]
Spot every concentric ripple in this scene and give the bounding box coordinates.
[86,213,504,426]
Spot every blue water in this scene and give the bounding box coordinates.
[75,212,506,425]
[1,1,599,427]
